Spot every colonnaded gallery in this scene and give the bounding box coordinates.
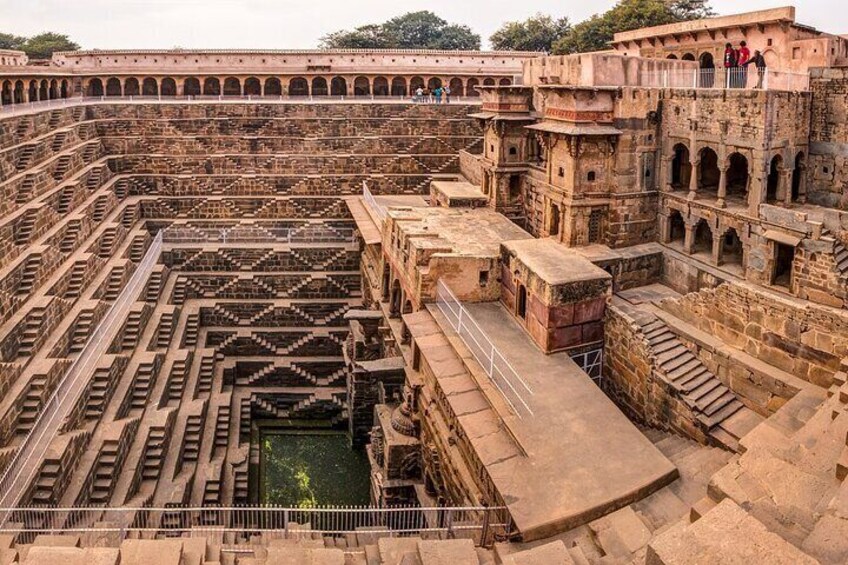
[1,5,848,564]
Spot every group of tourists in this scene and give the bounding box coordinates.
[413,85,451,104]
[723,40,768,88]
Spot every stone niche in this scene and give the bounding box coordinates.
[500,238,612,353]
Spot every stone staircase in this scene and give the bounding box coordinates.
[16,254,41,296]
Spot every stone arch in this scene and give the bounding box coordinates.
[354,76,370,96]
[264,77,282,96]
[105,77,122,97]
[373,76,389,96]
[467,78,480,97]
[311,77,328,96]
[289,77,308,96]
[698,147,720,193]
[391,77,406,96]
[49,79,59,99]
[142,77,158,96]
[699,52,716,87]
[244,76,261,95]
[667,54,679,60]
[693,218,713,255]
[203,77,220,95]
[60,80,68,98]
[87,78,103,97]
[671,143,691,189]
[483,77,496,86]
[766,154,783,203]
[184,77,201,96]
[1,80,11,105]
[499,77,512,86]
[427,77,442,91]
[720,227,744,268]
[39,80,49,100]
[449,77,464,96]
[15,80,24,103]
[331,77,347,96]
[410,76,424,92]
[160,77,177,96]
[124,77,140,96]
[726,152,750,199]
[668,209,686,245]
[682,53,696,61]
[792,151,806,202]
[223,77,241,96]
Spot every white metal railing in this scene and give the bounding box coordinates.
[160,225,357,244]
[0,232,164,519]
[0,505,512,546]
[435,281,533,417]
[362,181,387,222]
[640,67,810,91]
[0,94,481,116]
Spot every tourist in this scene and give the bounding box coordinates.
[723,42,738,87]
[414,86,424,103]
[444,85,451,103]
[737,41,751,88]
[434,85,443,104]
[744,50,768,89]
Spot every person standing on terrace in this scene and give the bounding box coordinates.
[737,41,751,87]
[744,50,768,89]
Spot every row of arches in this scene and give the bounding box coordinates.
[85,75,512,98]
[667,212,745,269]
[1,78,70,105]
[669,142,806,205]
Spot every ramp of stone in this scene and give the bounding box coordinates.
[412,300,677,541]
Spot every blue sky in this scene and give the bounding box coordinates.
[1,1,844,50]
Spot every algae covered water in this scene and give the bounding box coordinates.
[260,431,371,507]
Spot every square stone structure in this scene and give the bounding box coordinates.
[501,238,612,353]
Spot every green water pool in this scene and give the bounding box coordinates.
[260,431,371,507]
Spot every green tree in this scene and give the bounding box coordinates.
[552,0,712,55]
[21,32,80,59]
[320,11,480,50]
[0,32,26,50]
[489,14,571,53]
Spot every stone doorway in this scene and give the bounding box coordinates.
[772,243,795,288]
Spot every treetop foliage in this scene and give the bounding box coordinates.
[0,31,80,59]
[320,11,480,50]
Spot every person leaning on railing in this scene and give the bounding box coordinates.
[743,50,767,89]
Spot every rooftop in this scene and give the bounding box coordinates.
[502,238,613,286]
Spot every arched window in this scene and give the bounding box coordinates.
[311,77,328,96]
[410,76,424,93]
[354,76,370,96]
[499,77,512,86]
[671,143,691,189]
[668,210,686,245]
[766,154,783,203]
[390,77,406,96]
[667,54,679,60]
[184,77,201,96]
[223,77,241,96]
[203,77,221,95]
[682,53,696,61]
[373,76,389,96]
[1,81,11,106]
[124,77,140,96]
[698,147,720,194]
[466,78,480,97]
[427,77,442,91]
[483,77,496,86]
[142,77,158,96]
[331,77,347,96]
[105,77,122,97]
[39,80,49,100]
[49,79,58,99]
[87,78,103,97]
[289,77,308,96]
[693,219,713,256]
[244,77,261,95]
[160,77,176,96]
[60,80,68,99]
[726,153,749,200]
[449,77,464,97]
[264,77,282,96]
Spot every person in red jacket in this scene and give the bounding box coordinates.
[736,41,751,87]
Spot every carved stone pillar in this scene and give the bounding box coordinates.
[782,169,794,206]
[717,165,728,208]
[662,155,674,192]
[712,233,723,265]
[687,159,700,200]
[684,224,695,254]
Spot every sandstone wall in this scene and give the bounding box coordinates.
[661,283,848,387]
[808,67,848,209]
